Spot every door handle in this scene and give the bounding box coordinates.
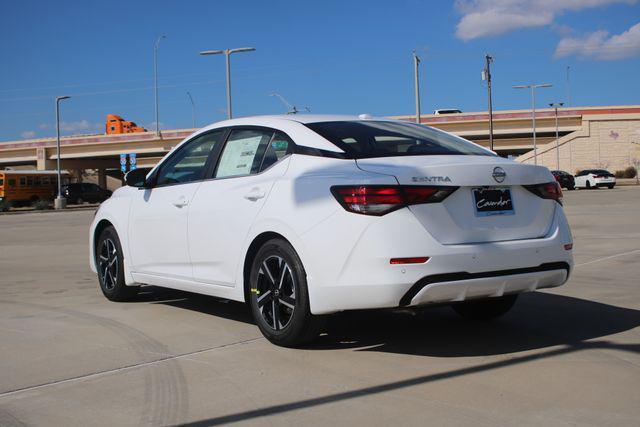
[244,188,266,201]
[172,195,188,208]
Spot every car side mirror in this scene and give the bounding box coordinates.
[124,168,152,188]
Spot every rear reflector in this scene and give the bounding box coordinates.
[564,243,573,250]
[390,257,430,265]
[524,182,563,204]
[331,185,458,216]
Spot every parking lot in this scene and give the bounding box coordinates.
[0,186,639,426]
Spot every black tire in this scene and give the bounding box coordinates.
[586,181,591,189]
[451,294,518,321]
[76,197,84,205]
[248,238,325,347]
[607,184,615,189]
[567,185,575,191]
[96,226,139,301]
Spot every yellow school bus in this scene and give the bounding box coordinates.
[0,170,69,210]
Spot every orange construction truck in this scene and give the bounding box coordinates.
[105,114,147,134]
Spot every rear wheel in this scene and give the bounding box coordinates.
[608,184,615,189]
[567,185,575,191]
[76,196,84,205]
[248,238,325,347]
[586,181,592,189]
[96,226,139,301]
[451,295,518,321]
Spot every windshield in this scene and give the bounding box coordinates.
[305,121,493,159]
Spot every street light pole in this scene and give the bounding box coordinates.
[186,91,196,128]
[200,47,256,119]
[513,83,552,165]
[483,54,494,151]
[154,35,166,136]
[55,95,70,210]
[413,50,421,124]
[550,102,564,170]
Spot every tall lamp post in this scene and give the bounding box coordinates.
[413,50,421,124]
[199,47,256,119]
[186,91,196,128]
[549,102,564,170]
[54,95,70,210]
[513,83,552,165]
[154,35,166,136]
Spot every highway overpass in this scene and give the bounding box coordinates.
[1,105,639,187]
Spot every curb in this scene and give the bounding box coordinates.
[0,206,99,216]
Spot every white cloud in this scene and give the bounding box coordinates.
[59,120,102,133]
[21,130,36,139]
[454,0,636,41]
[555,22,640,60]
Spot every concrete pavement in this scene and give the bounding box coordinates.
[0,186,639,426]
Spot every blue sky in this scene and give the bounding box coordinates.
[1,0,639,141]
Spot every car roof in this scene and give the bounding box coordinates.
[182,115,402,155]
[201,114,394,127]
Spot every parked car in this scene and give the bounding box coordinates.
[61,183,112,204]
[574,169,616,189]
[90,115,573,347]
[433,109,462,115]
[551,170,575,190]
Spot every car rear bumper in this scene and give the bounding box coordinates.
[402,262,569,306]
[304,205,574,314]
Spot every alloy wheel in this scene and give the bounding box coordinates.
[99,238,119,291]
[255,255,296,331]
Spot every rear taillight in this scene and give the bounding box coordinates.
[524,182,563,204]
[331,185,458,216]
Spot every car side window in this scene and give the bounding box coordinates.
[259,132,292,172]
[215,129,274,178]
[156,130,224,186]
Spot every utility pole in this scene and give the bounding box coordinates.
[154,35,166,136]
[483,54,494,151]
[550,102,564,170]
[413,50,421,124]
[566,66,571,107]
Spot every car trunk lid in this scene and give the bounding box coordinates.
[356,155,557,244]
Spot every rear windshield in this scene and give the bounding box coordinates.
[306,121,493,159]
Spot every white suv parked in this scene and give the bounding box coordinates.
[90,115,573,346]
[574,169,616,189]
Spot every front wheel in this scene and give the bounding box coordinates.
[96,226,139,301]
[608,184,615,189]
[248,238,325,347]
[451,295,518,321]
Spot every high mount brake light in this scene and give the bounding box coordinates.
[331,185,458,216]
[524,182,563,204]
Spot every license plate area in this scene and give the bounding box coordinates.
[472,187,514,216]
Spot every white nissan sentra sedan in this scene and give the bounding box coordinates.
[90,115,574,346]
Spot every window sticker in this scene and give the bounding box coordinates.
[217,135,262,177]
